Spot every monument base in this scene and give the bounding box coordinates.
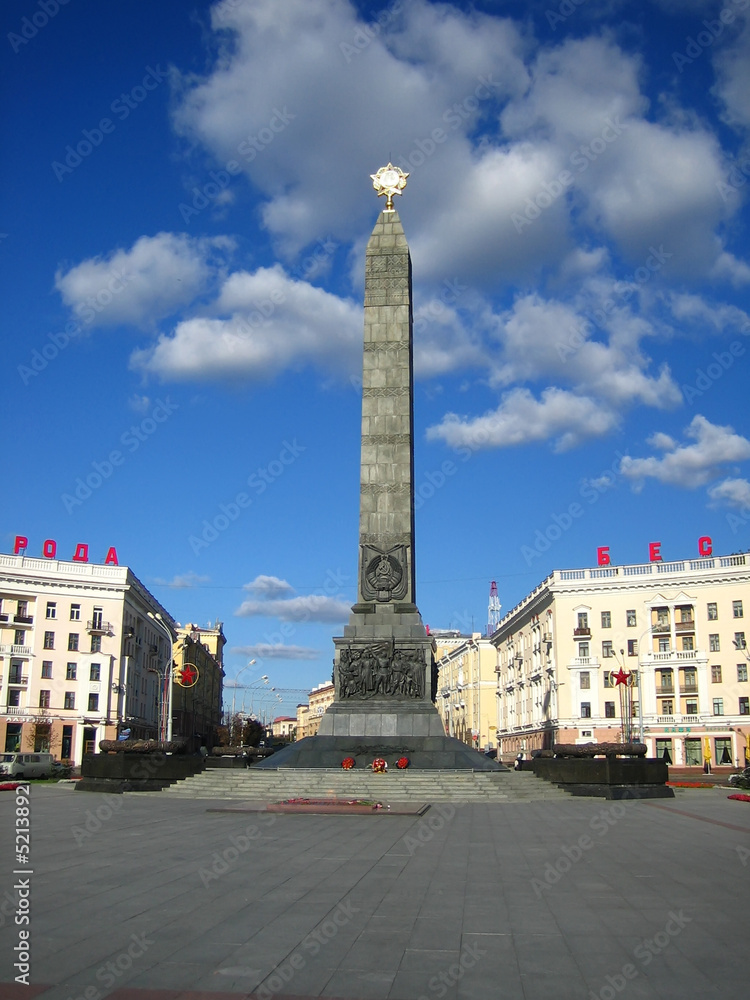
[254,701,505,770]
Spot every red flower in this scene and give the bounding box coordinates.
[371,758,387,772]
[341,757,355,769]
[396,756,410,769]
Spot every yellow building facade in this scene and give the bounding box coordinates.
[435,633,498,750]
[296,681,335,739]
[172,623,225,752]
[492,552,750,768]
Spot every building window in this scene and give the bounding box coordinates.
[601,611,611,628]
[661,700,673,715]
[581,703,591,718]
[707,602,718,621]
[66,663,77,680]
[602,641,614,658]
[4,724,22,752]
[711,665,722,683]
[45,602,56,619]
[681,636,694,652]
[712,698,724,716]
[70,604,81,621]
[87,693,99,712]
[735,632,746,650]
[656,739,673,762]
[658,637,670,652]
[685,738,702,765]
[17,600,28,617]
[733,600,744,618]
[578,642,590,658]
[39,690,50,708]
[43,631,54,649]
[715,737,732,765]
[679,607,694,623]
[604,672,612,688]
[709,634,720,652]
[627,610,637,627]
[68,633,79,651]
[580,672,590,689]
[740,697,749,715]
[64,692,75,710]
[739,664,748,683]
[656,609,669,626]
[605,701,616,718]
[90,635,102,653]
[627,639,637,656]
[41,661,52,679]
[685,700,698,715]
[14,630,26,646]
[8,690,21,707]
[577,612,588,629]
[90,663,101,681]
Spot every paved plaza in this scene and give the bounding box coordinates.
[1,782,748,1000]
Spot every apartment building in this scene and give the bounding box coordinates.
[172,622,225,751]
[492,551,750,768]
[296,681,335,739]
[435,633,498,750]
[1,551,176,764]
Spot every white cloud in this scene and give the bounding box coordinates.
[712,11,750,130]
[235,594,351,622]
[243,575,294,599]
[668,292,750,334]
[131,264,361,381]
[230,643,320,661]
[619,415,750,489]
[427,386,619,453]
[153,571,211,589]
[55,232,233,329]
[708,477,750,510]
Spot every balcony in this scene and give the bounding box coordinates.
[0,644,32,657]
[675,620,695,633]
[87,620,112,635]
[8,675,29,686]
[13,615,34,626]
[655,685,674,695]
[4,706,27,715]
[573,627,591,637]
[680,683,699,694]
[0,613,8,623]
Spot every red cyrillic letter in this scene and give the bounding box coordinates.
[72,543,89,562]
[649,541,661,562]
[597,546,610,566]
[43,539,57,558]
[104,546,118,565]
[13,535,28,554]
[698,536,712,556]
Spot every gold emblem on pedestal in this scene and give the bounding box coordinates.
[370,163,408,210]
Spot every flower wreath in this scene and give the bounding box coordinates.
[371,758,388,773]
[396,756,410,769]
[341,757,355,769]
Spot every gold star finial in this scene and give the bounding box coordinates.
[370,163,408,210]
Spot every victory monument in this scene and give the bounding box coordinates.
[264,166,502,769]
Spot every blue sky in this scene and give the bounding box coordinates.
[2,0,750,715]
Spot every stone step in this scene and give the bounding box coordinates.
[156,767,570,802]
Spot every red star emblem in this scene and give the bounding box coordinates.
[612,667,630,686]
[178,663,198,687]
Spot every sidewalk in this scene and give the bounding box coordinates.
[1,784,748,999]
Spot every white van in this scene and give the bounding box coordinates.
[0,753,55,779]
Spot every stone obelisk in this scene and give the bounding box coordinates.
[263,166,501,768]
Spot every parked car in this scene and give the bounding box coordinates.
[0,753,55,779]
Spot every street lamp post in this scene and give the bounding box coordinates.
[147,612,174,742]
[229,661,261,720]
